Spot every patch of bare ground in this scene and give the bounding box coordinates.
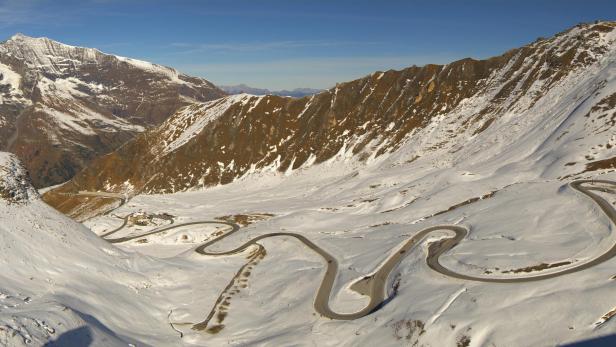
[595,307,616,327]
[457,334,471,347]
[584,92,616,133]
[370,221,394,228]
[391,273,401,296]
[584,156,616,172]
[127,211,174,227]
[0,188,25,204]
[390,319,425,345]
[360,198,378,203]
[432,191,496,217]
[410,190,499,222]
[215,213,274,227]
[193,246,267,334]
[501,261,571,274]
[43,194,120,222]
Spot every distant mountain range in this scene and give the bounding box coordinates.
[219,84,322,98]
[0,34,225,187]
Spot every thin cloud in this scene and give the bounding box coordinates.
[0,0,77,29]
[0,0,129,30]
[169,40,381,54]
[0,0,43,26]
[189,7,410,24]
[177,54,457,73]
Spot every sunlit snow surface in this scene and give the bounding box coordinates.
[4,25,616,346]
[4,132,616,346]
[73,154,616,346]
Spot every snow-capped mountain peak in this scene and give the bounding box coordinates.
[0,34,226,188]
[2,33,105,74]
[1,33,199,87]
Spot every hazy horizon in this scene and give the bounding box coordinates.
[0,0,615,89]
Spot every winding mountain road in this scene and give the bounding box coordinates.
[84,179,616,321]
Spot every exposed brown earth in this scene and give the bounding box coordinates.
[501,261,572,274]
[596,307,616,327]
[391,319,425,342]
[0,153,38,204]
[432,191,497,217]
[48,195,120,222]
[457,334,472,347]
[193,245,267,334]
[584,92,616,133]
[585,156,616,171]
[127,212,174,227]
[215,213,275,227]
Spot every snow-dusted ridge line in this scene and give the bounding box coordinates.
[3,33,183,82]
[56,22,616,196]
[159,94,257,155]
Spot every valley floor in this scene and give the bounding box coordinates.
[75,157,616,346]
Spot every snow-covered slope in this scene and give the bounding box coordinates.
[0,34,225,188]
[0,154,138,346]
[10,21,616,346]
[0,153,244,346]
[79,156,616,346]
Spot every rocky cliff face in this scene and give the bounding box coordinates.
[0,34,225,187]
[44,22,616,216]
[0,152,38,204]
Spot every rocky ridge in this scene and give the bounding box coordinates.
[44,22,616,217]
[0,152,38,204]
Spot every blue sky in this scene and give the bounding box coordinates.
[0,0,615,90]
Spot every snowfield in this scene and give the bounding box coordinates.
[79,158,616,347]
[5,153,616,346]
